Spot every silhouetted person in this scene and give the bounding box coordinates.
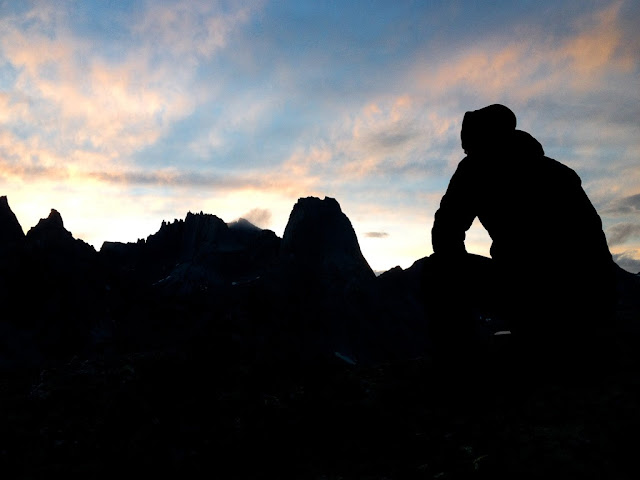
[428,104,616,377]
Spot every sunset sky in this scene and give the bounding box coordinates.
[0,0,638,273]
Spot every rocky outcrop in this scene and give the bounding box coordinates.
[101,212,281,295]
[26,208,96,259]
[281,196,375,282]
[0,196,25,288]
[0,195,25,247]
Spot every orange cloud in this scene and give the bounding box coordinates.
[556,1,633,76]
[134,1,256,61]
[0,1,258,185]
[416,1,636,99]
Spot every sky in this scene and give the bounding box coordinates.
[0,0,639,273]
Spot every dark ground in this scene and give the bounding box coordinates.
[2,338,639,479]
[1,197,639,478]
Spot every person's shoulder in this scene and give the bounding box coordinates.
[540,156,581,183]
[451,156,486,181]
[513,130,544,157]
[540,155,576,173]
[455,155,481,171]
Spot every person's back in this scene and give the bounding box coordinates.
[454,131,611,270]
[430,104,617,373]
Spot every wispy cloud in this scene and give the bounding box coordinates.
[554,1,635,80]
[418,1,635,96]
[364,232,389,238]
[239,208,272,228]
[607,223,640,246]
[134,1,256,62]
[604,194,640,216]
[0,1,258,180]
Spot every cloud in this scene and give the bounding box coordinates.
[86,167,313,196]
[617,193,640,214]
[604,194,640,216]
[0,150,315,198]
[413,1,637,106]
[612,251,640,274]
[364,232,389,238]
[362,126,421,153]
[280,93,458,189]
[0,17,175,177]
[240,208,272,228]
[607,223,640,246]
[555,1,634,79]
[0,1,258,182]
[134,0,256,62]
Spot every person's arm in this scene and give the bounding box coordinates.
[431,158,477,256]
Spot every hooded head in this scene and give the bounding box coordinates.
[461,104,517,154]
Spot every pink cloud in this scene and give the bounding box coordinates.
[556,1,634,77]
[135,1,257,61]
[0,1,257,181]
[414,1,636,100]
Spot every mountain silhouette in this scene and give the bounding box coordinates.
[1,194,640,478]
[281,196,374,280]
[0,194,638,370]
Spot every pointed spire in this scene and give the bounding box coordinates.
[46,208,64,228]
[0,195,25,245]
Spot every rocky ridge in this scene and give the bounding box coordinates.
[1,194,639,478]
[0,196,433,369]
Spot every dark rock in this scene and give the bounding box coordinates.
[375,257,430,353]
[281,196,375,281]
[0,196,26,295]
[0,207,103,369]
[0,195,25,247]
[26,208,96,258]
[228,217,262,234]
[102,212,280,295]
[275,197,404,364]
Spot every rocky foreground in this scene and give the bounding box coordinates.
[1,195,639,478]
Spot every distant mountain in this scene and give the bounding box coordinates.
[280,196,375,282]
[101,210,280,293]
[0,194,639,372]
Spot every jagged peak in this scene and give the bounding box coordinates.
[0,195,17,216]
[184,211,227,232]
[185,210,223,221]
[27,208,71,239]
[23,207,97,254]
[46,209,64,228]
[0,195,25,243]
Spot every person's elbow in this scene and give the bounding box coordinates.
[431,225,467,257]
